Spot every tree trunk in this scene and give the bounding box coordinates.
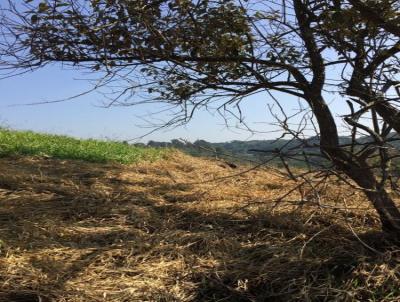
[307,94,400,237]
[359,184,400,235]
[365,190,400,235]
[345,167,400,237]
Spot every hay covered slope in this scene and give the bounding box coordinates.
[0,153,399,301]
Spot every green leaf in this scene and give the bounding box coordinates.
[31,14,38,24]
[38,2,49,13]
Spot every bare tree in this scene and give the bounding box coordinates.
[1,0,400,236]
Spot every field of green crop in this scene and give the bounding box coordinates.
[0,129,168,164]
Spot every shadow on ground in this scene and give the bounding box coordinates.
[0,156,399,302]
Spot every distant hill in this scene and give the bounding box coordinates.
[144,134,400,168]
[145,137,325,168]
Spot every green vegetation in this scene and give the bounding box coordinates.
[148,138,323,168]
[0,129,167,164]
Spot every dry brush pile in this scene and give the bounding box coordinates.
[0,152,399,301]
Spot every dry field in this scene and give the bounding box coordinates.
[0,152,399,301]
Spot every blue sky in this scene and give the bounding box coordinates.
[0,1,350,144]
[0,63,346,143]
[0,64,297,142]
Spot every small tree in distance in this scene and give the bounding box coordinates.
[1,0,400,237]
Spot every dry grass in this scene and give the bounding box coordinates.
[0,152,399,301]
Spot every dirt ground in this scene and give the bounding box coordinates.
[0,153,399,301]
